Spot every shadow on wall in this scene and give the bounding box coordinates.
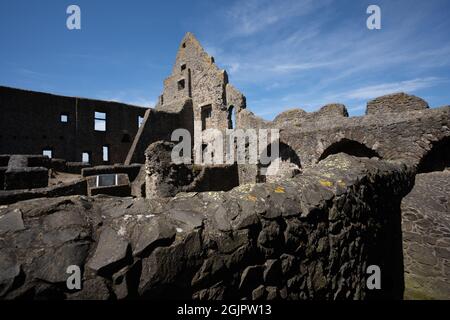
[257,142,302,183]
[417,136,450,173]
[366,200,405,300]
[318,139,381,163]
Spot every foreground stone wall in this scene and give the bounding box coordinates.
[401,171,450,299]
[0,154,414,300]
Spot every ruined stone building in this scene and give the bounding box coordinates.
[0,32,449,300]
[0,86,146,165]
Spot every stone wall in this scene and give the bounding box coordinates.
[144,141,239,198]
[0,86,146,165]
[81,164,142,181]
[272,104,349,127]
[238,104,449,175]
[125,99,194,165]
[401,171,450,299]
[0,179,87,205]
[366,93,429,115]
[0,154,414,300]
[157,33,246,132]
[3,155,49,190]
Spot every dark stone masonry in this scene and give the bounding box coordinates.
[0,32,449,300]
[0,154,414,299]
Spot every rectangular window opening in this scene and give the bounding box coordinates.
[43,149,52,159]
[103,146,109,162]
[82,152,90,163]
[138,116,144,128]
[60,114,68,123]
[96,174,118,187]
[94,112,106,131]
[201,104,212,130]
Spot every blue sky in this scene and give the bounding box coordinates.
[1,0,449,119]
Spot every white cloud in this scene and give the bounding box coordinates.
[97,90,154,108]
[197,0,450,119]
[226,0,320,36]
[344,77,443,100]
[270,62,333,73]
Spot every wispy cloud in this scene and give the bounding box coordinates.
[344,77,444,100]
[200,0,450,119]
[226,0,328,37]
[16,68,54,79]
[270,62,333,73]
[96,90,154,108]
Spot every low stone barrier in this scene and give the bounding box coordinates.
[0,179,87,205]
[0,154,414,300]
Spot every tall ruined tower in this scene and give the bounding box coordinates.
[126,32,246,164]
[155,32,246,130]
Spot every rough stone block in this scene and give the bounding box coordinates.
[4,167,48,190]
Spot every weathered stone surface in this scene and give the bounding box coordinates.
[0,179,87,205]
[68,277,112,300]
[366,92,429,115]
[239,265,263,293]
[144,141,239,199]
[34,242,90,283]
[112,261,142,299]
[0,209,24,233]
[263,259,281,285]
[0,150,420,300]
[240,97,449,173]
[87,227,130,275]
[3,32,448,302]
[252,284,266,300]
[131,217,176,257]
[402,171,450,300]
[139,230,203,297]
[0,249,21,297]
[273,103,348,127]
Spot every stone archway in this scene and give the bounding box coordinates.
[318,138,380,162]
[258,141,302,183]
[417,136,450,173]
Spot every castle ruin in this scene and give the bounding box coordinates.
[0,33,449,300]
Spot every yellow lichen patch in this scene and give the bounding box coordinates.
[274,186,285,193]
[247,195,257,202]
[319,179,333,187]
[337,180,346,187]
